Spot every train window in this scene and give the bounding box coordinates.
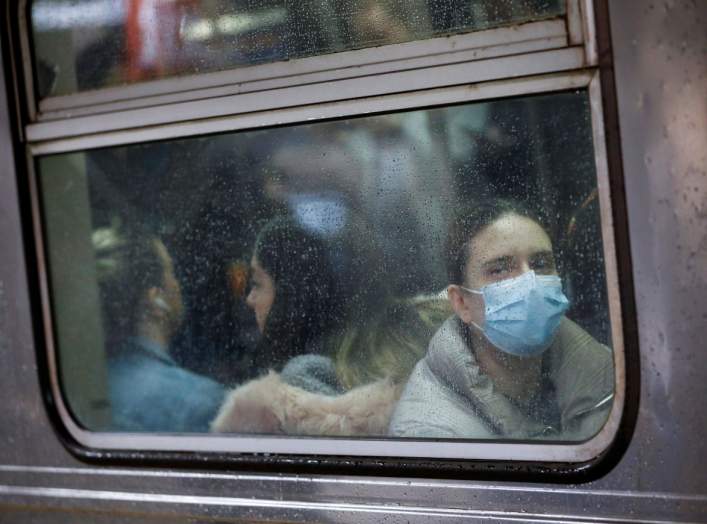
[36,87,617,455]
[31,0,565,98]
[20,0,626,465]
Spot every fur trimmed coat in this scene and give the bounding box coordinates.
[211,371,402,436]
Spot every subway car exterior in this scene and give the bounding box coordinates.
[1,0,706,522]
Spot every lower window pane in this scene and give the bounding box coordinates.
[38,90,615,444]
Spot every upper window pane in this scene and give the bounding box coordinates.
[31,0,565,98]
[38,90,614,447]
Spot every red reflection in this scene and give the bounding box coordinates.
[125,0,197,81]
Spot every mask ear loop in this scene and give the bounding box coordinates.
[153,295,171,313]
[458,285,485,332]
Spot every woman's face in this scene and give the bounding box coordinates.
[153,239,184,336]
[460,213,557,326]
[246,256,275,334]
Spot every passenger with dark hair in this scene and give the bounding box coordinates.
[93,223,225,432]
[245,216,345,392]
[389,198,613,440]
[212,215,442,436]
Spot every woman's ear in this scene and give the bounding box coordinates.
[447,285,475,325]
[146,287,167,318]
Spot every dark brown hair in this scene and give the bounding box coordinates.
[253,216,343,371]
[446,198,546,285]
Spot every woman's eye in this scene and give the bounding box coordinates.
[532,256,556,272]
[487,265,509,276]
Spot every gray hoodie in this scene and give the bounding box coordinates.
[388,316,614,440]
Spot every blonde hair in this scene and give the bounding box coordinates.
[333,294,451,390]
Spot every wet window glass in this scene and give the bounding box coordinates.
[31,0,565,98]
[38,90,614,442]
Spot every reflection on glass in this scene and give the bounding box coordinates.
[31,0,565,97]
[39,91,614,441]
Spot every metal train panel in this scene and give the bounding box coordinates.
[0,1,705,522]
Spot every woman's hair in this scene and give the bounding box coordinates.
[252,214,448,387]
[326,216,449,389]
[333,295,450,389]
[446,198,547,285]
[92,222,163,347]
[253,216,342,370]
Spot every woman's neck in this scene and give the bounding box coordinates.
[137,319,169,354]
[468,327,543,403]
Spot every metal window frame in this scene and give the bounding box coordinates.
[16,0,37,122]
[31,59,588,155]
[28,67,627,464]
[27,45,587,145]
[567,0,585,46]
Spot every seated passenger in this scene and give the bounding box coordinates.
[241,215,346,391]
[388,199,614,440]
[212,216,444,436]
[93,224,225,432]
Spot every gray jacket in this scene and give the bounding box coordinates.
[388,316,614,440]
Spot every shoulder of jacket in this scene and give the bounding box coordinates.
[552,318,613,365]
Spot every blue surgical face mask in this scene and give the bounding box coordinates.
[461,270,570,357]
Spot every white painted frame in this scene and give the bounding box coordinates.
[27,46,586,144]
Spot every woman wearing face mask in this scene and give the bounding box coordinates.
[388,199,614,440]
